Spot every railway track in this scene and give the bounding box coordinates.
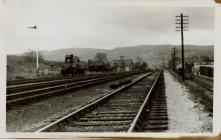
[6,71,146,109]
[7,73,119,94]
[7,73,117,86]
[7,76,69,86]
[35,70,167,132]
[193,78,213,92]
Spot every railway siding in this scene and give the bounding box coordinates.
[193,74,213,92]
[7,73,127,94]
[7,71,145,109]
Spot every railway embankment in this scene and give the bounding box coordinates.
[164,71,212,132]
[7,55,62,80]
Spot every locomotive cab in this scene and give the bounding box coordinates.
[61,54,86,76]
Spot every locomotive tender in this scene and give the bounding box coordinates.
[88,52,113,72]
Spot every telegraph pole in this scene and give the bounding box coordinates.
[176,13,189,80]
[173,47,176,71]
[171,53,174,70]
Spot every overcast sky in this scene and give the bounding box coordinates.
[3,0,214,54]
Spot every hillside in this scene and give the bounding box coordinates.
[41,45,214,67]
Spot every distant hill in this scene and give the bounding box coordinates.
[40,45,214,67]
[41,48,107,62]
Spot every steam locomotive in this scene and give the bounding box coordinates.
[61,53,112,76]
[61,54,86,76]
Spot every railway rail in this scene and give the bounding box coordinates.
[7,73,120,94]
[35,70,167,132]
[7,73,117,86]
[7,71,146,109]
[7,76,67,86]
[193,75,213,92]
